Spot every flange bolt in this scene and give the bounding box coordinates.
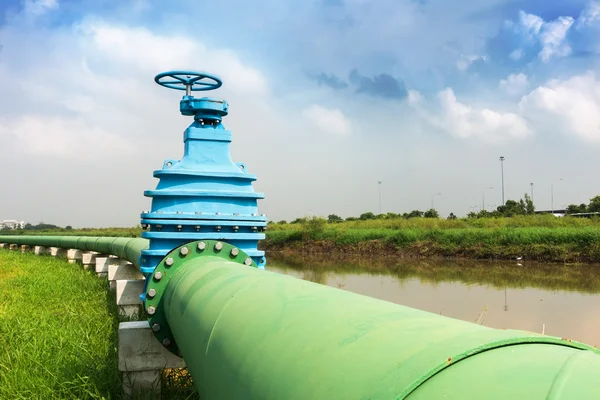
[147,288,157,298]
[231,248,239,257]
[198,242,206,251]
[215,242,223,251]
[154,271,163,281]
[147,306,156,315]
[244,258,253,266]
[165,257,174,267]
[152,323,161,332]
[180,247,189,256]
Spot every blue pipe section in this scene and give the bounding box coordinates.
[139,71,267,299]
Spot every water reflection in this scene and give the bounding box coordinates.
[266,253,600,347]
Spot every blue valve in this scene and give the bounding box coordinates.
[139,70,267,301]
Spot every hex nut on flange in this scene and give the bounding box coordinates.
[180,247,189,256]
[152,323,161,332]
[147,306,156,315]
[244,258,253,266]
[215,242,223,251]
[154,271,163,281]
[231,248,239,257]
[165,257,174,266]
[147,288,157,298]
[197,242,206,251]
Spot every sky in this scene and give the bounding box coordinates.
[1,0,600,227]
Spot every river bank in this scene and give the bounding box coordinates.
[264,215,600,263]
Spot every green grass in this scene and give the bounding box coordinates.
[0,250,198,399]
[0,251,121,399]
[264,216,600,262]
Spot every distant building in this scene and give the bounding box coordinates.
[0,220,26,230]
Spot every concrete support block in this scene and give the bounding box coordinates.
[49,247,67,258]
[20,245,31,253]
[0,243,6,249]
[81,252,100,270]
[67,249,83,264]
[122,370,161,399]
[9,244,16,250]
[109,263,143,290]
[116,280,145,306]
[95,256,126,275]
[34,246,47,255]
[118,321,186,397]
[119,321,185,371]
[119,304,142,319]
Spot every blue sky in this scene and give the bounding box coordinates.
[1,0,600,226]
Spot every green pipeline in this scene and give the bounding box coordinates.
[165,256,600,400]
[0,235,148,267]
[2,235,600,398]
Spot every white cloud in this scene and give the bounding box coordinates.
[518,11,543,41]
[577,1,600,27]
[79,22,269,96]
[0,116,134,157]
[433,88,532,142]
[511,11,574,62]
[538,16,574,61]
[519,72,600,142]
[499,73,529,96]
[456,54,487,71]
[509,48,524,61]
[302,105,352,135]
[24,0,58,16]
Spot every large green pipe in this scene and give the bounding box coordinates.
[2,236,600,398]
[162,250,600,399]
[0,236,148,267]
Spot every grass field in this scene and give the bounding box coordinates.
[265,215,600,262]
[4,215,600,262]
[0,250,197,399]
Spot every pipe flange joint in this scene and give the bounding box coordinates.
[143,239,257,355]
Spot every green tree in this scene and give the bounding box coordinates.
[327,214,343,223]
[424,209,439,218]
[406,210,424,218]
[359,212,376,220]
[588,196,600,213]
[566,204,587,214]
[447,212,457,220]
[277,220,287,224]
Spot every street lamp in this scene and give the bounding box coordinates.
[499,156,505,205]
[530,182,534,204]
[378,181,382,215]
[551,178,563,214]
[482,187,493,212]
[431,193,442,210]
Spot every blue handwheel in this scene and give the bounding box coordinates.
[155,71,222,93]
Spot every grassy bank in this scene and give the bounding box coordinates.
[264,215,600,263]
[4,215,600,262]
[0,250,196,399]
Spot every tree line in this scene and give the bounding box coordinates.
[271,194,600,224]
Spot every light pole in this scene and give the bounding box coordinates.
[378,181,382,215]
[431,193,441,210]
[482,187,493,211]
[551,178,563,214]
[530,182,534,202]
[499,156,505,206]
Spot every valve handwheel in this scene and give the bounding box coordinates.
[155,71,222,94]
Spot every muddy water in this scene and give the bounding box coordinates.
[266,254,600,347]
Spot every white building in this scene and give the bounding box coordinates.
[0,220,26,230]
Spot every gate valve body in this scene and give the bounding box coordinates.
[139,71,267,298]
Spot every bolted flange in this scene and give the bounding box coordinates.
[144,239,257,355]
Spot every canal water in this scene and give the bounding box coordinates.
[266,254,600,347]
